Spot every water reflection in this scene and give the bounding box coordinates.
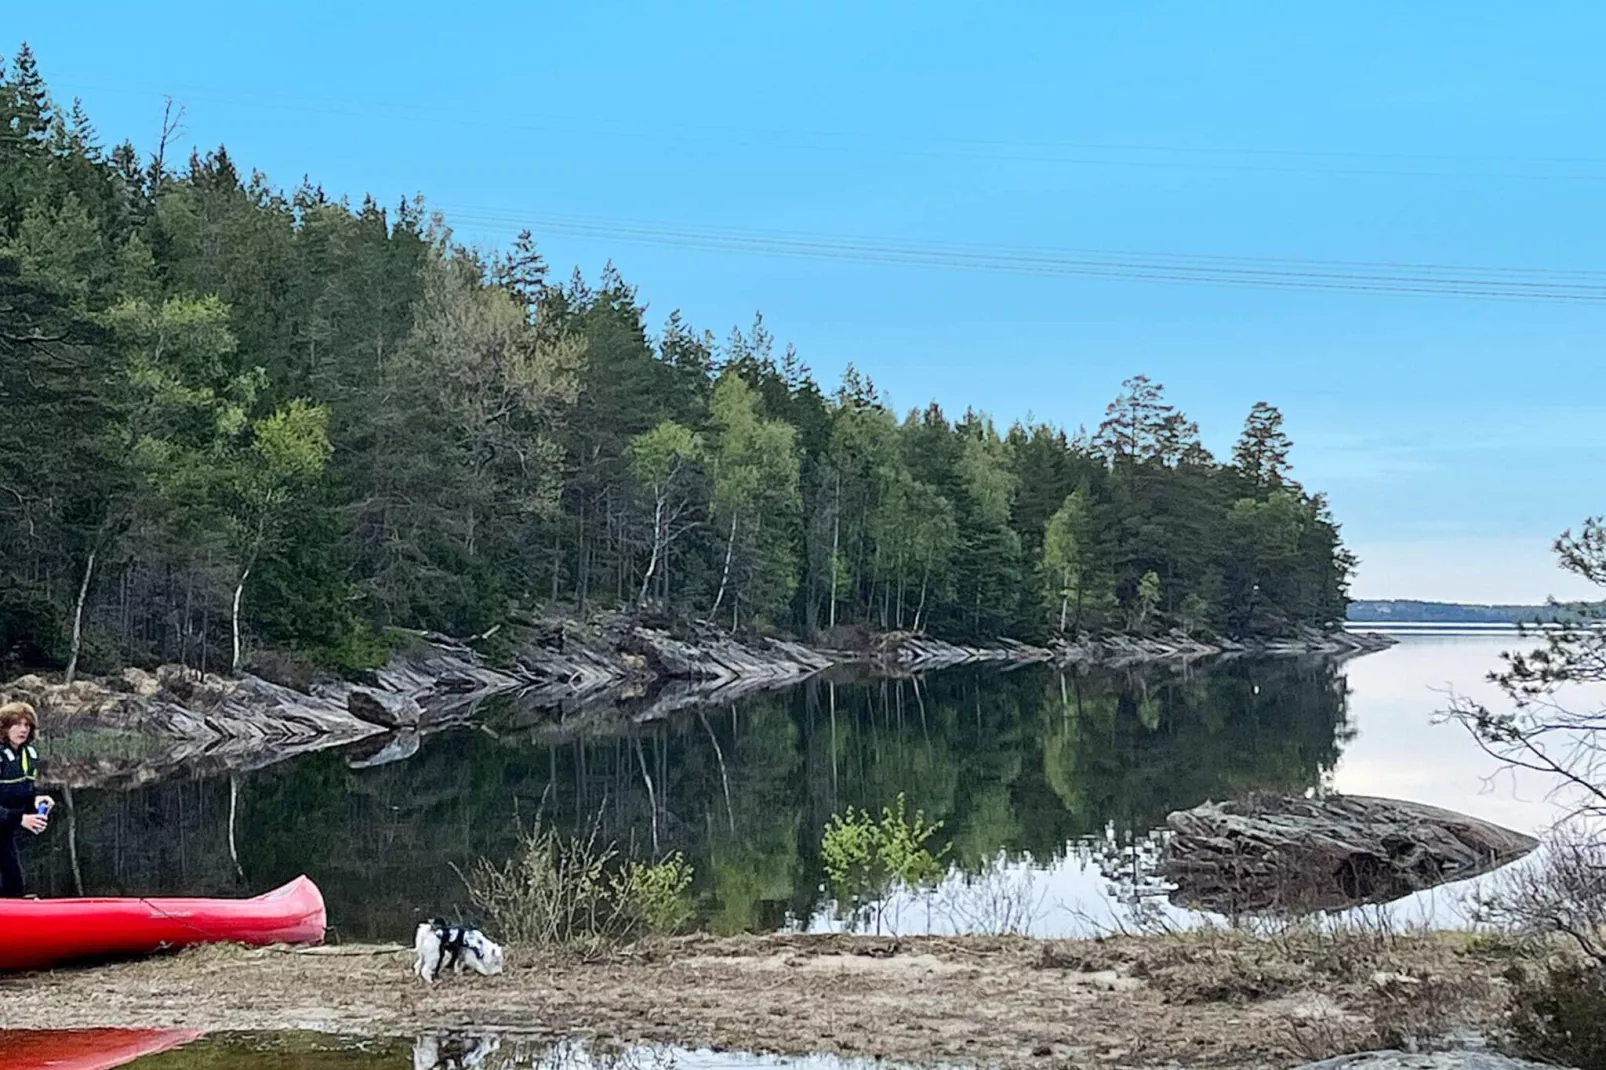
[29,652,1360,938]
[0,1029,947,1070]
[31,637,1558,938]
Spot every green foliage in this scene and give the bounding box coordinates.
[612,852,696,935]
[629,420,701,489]
[463,816,695,951]
[0,45,1356,675]
[821,792,948,932]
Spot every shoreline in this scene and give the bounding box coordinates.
[2,618,1395,790]
[0,930,1511,1069]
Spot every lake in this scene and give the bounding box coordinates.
[0,1030,912,1070]
[28,632,1567,939]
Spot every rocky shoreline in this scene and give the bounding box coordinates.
[858,624,1396,673]
[1,618,1395,788]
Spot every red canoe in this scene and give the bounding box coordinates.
[0,876,325,971]
[4,1028,204,1070]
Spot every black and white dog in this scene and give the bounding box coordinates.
[413,919,506,983]
[413,1031,501,1070]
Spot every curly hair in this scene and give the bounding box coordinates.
[0,701,38,741]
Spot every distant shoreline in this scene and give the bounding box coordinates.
[1345,620,1526,632]
[1347,598,1599,626]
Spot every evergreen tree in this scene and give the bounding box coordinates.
[0,47,1359,675]
[1233,401,1295,491]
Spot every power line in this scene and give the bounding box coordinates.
[45,72,1606,184]
[436,207,1606,303]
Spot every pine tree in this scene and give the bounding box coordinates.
[1233,401,1295,491]
[0,46,1361,671]
[8,44,53,145]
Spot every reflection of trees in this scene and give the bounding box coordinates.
[1042,659,1353,841]
[31,658,1352,938]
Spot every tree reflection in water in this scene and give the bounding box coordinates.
[32,658,1351,940]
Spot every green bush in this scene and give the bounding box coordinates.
[463,817,695,952]
[821,791,947,934]
[612,853,696,935]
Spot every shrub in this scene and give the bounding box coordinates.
[1505,961,1606,1070]
[821,791,947,934]
[612,853,696,935]
[463,816,695,952]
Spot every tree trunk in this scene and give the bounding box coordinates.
[638,495,664,605]
[895,551,905,630]
[914,557,930,632]
[64,546,97,685]
[64,786,83,896]
[700,711,736,834]
[231,566,250,675]
[228,774,245,880]
[711,511,738,619]
[1058,581,1069,635]
[828,472,841,631]
[634,737,660,856]
[550,536,561,603]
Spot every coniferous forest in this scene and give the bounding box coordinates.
[0,45,1354,678]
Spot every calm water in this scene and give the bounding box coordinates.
[0,1030,919,1070]
[26,634,1565,939]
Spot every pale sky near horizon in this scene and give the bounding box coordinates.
[13,4,1606,605]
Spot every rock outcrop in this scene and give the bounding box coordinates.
[2,615,1399,784]
[1,635,521,788]
[1162,793,1540,914]
[1,621,838,782]
[4,668,382,789]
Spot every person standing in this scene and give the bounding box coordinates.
[0,702,51,897]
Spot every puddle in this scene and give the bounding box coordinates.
[4,1030,942,1070]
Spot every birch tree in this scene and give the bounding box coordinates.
[629,420,702,604]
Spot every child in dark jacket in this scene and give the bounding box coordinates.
[0,702,51,897]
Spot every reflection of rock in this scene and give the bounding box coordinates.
[1292,1053,1561,1069]
[2,636,521,790]
[6,669,383,790]
[1161,794,1539,914]
[346,730,422,770]
[858,626,1396,673]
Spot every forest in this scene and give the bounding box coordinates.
[0,45,1353,678]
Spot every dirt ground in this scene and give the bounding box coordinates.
[0,931,1519,1069]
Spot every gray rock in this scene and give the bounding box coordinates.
[346,688,425,729]
[1163,793,1539,914]
[1292,1052,1565,1070]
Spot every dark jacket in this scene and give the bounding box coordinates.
[0,742,39,832]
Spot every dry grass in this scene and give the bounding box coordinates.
[0,930,1523,1069]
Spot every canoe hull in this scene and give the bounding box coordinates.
[4,1028,205,1070]
[0,875,325,971]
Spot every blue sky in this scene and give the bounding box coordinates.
[14,3,1606,603]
